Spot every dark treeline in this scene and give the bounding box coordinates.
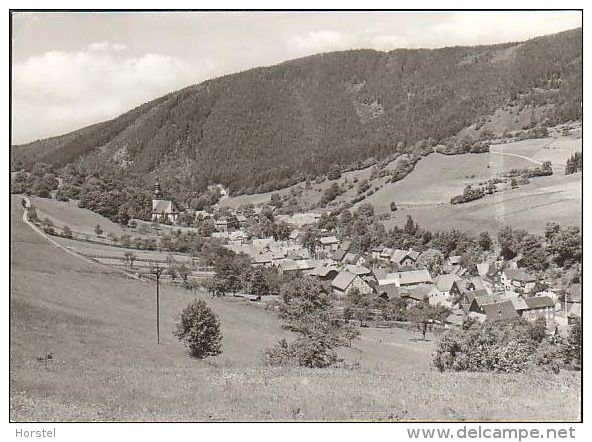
[12,28,581,201]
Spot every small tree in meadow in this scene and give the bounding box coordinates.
[95,223,103,236]
[177,263,190,283]
[174,300,222,359]
[123,251,136,267]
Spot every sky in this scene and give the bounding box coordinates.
[11,10,582,144]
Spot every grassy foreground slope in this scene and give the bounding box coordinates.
[10,197,580,421]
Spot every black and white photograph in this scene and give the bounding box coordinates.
[7,5,584,429]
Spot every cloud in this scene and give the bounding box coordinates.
[287,30,345,55]
[87,41,127,52]
[12,48,216,143]
[427,12,581,47]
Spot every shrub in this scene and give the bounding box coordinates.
[173,299,222,359]
[62,225,73,238]
[433,319,570,373]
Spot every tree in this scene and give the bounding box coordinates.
[62,225,73,239]
[123,251,136,267]
[41,217,55,235]
[404,215,417,235]
[120,234,132,248]
[167,263,178,281]
[517,234,548,271]
[498,225,518,260]
[265,276,360,368]
[177,263,190,283]
[564,318,581,370]
[548,226,581,267]
[545,222,561,241]
[301,226,320,256]
[107,232,118,245]
[478,231,492,251]
[95,223,103,236]
[565,152,582,175]
[345,287,372,326]
[390,201,398,212]
[250,267,270,297]
[416,248,444,275]
[174,300,222,359]
[407,303,448,341]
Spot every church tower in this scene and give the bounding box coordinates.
[154,179,162,199]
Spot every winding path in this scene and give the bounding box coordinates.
[489,146,564,171]
[19,196,142,281]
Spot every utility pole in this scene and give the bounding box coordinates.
[150,262,164,344]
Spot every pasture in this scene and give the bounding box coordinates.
[361,134,581,235]
[10,197,581,421]
[28,196,128,238]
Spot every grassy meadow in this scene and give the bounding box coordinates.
[10,197,581,421]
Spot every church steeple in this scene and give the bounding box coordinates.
[154,179,162,199]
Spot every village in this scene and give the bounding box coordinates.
[78,177,579,336]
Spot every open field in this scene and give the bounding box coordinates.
[490,135,582,168]
[359,135,581,235]
[381,172,581,235]
[28,196,129,238]
[10,196,581,421]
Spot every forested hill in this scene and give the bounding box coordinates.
[13,28,581,197]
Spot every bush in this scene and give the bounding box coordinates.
[433,320,570,373]
[173,300,222,359]
[62,225,73,238]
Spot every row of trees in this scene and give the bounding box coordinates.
[498,223,582,270]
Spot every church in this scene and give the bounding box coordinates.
[151,179,179,223]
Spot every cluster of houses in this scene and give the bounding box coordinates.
[230,224,580,331]
[150,180,581,331]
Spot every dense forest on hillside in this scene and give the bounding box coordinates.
[12,28,581,201]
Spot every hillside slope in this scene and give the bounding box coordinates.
[10,196,581,421]
[13,28,581,198]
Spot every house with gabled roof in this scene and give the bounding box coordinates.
[319,236,340,252]
[376,282,400,300]
[311,264,340,281]
[403,283,439,305]
[450,277,487,300]
[344,264,371,276]
[481,300,519,322]
[521,296,556,323]
[501,268,537,293]
[390,249,421,268]
[379,269,433,288]
[331,270,373,298]
[468,293,504,313]
[253,252,273,267]
[434,274,463,297]
[430,274,464,308]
